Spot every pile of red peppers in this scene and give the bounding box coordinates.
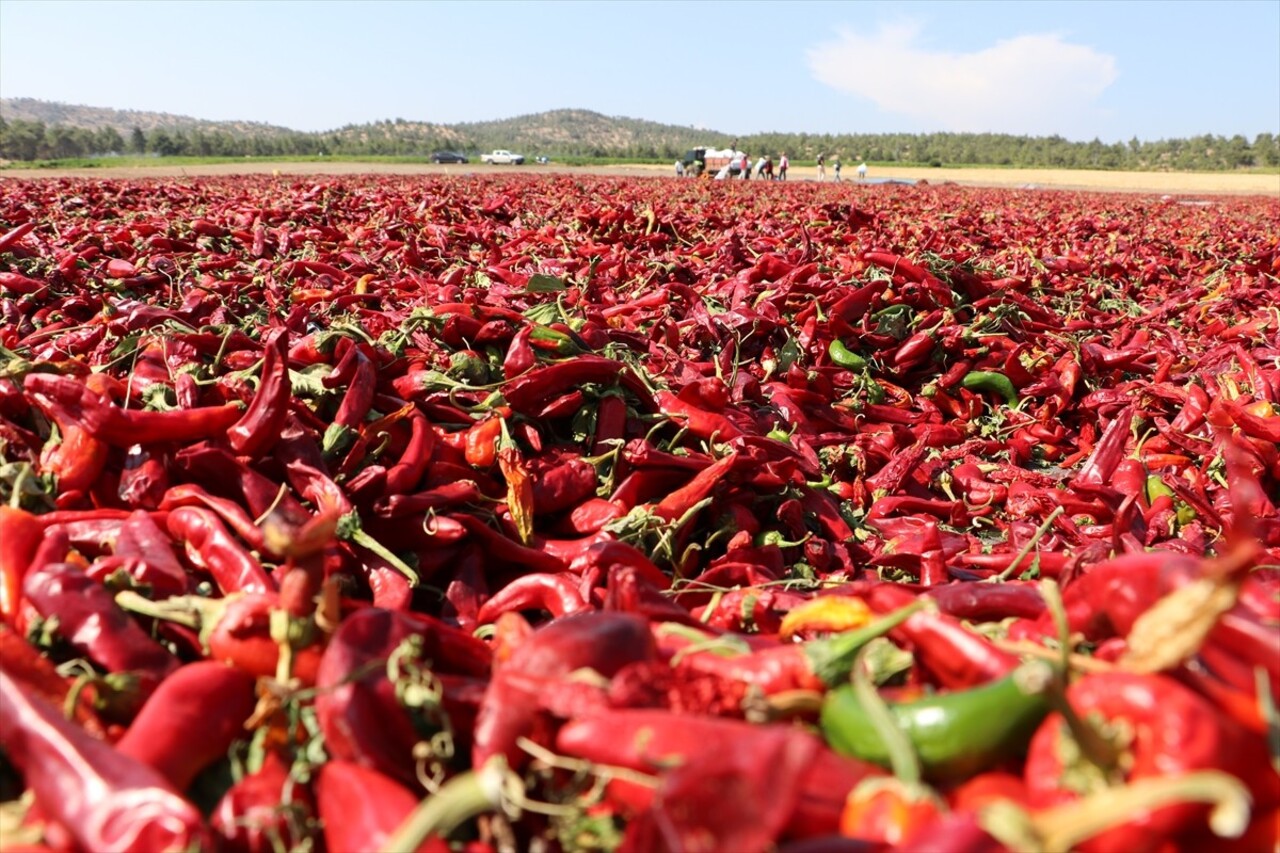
[1,174,1278,852]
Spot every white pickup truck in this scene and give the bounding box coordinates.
[480,150,525,165]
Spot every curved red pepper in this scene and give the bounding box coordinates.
[0,506,43,623]
[0,670,211,852]
[24,373,243,447]
[116,660,259,790]
[865,583,1020,689]
[473,611,655,769]
[167,506,276,594]
[227,327,291,458]
[558,709,883,840]
[22,562,180,687]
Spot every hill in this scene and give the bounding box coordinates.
[0,97,296,139]
[0,98,714,160]
[2,98,1277,171]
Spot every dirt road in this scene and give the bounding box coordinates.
[3,160,1277,197]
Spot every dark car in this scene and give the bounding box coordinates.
[430,151,469,164]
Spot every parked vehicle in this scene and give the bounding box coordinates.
[681,147,742,177]
[480,150,525,165]
[430,151,469,164]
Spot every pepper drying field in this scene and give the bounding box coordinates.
[1,174,1278,852]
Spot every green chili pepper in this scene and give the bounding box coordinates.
[820,664,1051,782]
[1145,474,1175,505]
[528,324,582,356]
[828,340,868,370]
[960,370,1019,406]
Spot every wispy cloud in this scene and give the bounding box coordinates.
[807,22,1117,136]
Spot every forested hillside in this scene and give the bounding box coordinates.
[2,98,1277,170]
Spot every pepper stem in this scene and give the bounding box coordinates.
[851,648,921,786]
[113,590,210,630]
[1027,771,1250,852]
[380,757,513,852]
[808,599,927,686]
[991,506,1065,582]
[1040,677,1123,778]
[338,512,420,585]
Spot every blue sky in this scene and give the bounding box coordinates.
[1,0,1277,142]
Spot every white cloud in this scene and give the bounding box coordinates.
[807,22,1117,136]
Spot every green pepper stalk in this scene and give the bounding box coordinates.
[379,756,515,851]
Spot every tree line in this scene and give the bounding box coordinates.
[2,116,1277,171]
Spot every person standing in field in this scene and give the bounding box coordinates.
[675,159,685,177]
[833,156,842,182]
[857,161,868,180]
[778,152,789,180]
[816,153,826,181]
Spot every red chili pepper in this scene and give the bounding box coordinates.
[892,329,937,371]
[501,355,629,415]
[211,750,315,853]
[27,390,109,497]
[592,392,629,455]
[85,509,191,599]
[557,709,883,840]
[227,327,291,458]
[865,584,1021,688]
[0,269,46,294]
[373,480,483,518]
[452,512,569,575]
[166,506,277,594]
[654,450,739,521]
[22,562,180,687]
[529,452,599,515]
[24,373,243,447]
[0,670,212,852]
[654,389,744,441]
[502,324,537,378]
[382,410,436,496]
[1070,405,1135,494]
[158,483,273,556]
[473,611,655,769]
[316,760,446,853]
[206,593,322,684]
[463,415,505,469]
[322,345,377,455]
[115,660,259,790]
[0,220,36,253]
[474,572,590,624]
[0,506,43,623]
[315,607,492,787]
[1025,672,1277,852]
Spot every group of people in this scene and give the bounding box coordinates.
[815,154,869,181]
[676,149,867,182]
[704,151,790,181]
